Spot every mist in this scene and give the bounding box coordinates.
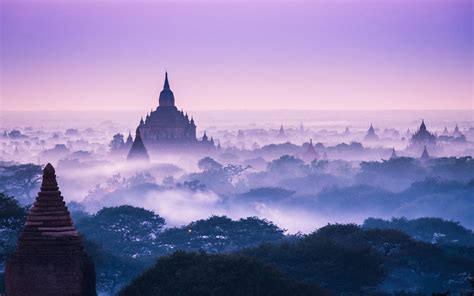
[2,109,473,233]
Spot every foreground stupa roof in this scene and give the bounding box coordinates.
[5,163,96,296]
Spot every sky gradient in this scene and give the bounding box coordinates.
[1,0,472,111]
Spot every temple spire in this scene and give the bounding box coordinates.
[159,71,175,106]
[163,71,170,90]
[420,119,427,132]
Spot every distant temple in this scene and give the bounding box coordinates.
[301,139,319,162]
[125,132,133,147]
[127,127,150,162]
[410,120,436,147]
[453,124,463,137]
[131,72,214,154]
[364,124,379,141]
[342,126,351,136]
[5,163,96,296]
[278,125,285,137]
[420,145,430,161]
[442,126,449,135]
[389,147,397,159]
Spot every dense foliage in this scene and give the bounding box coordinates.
[77,205,165,260]
[83,239,147,295]
[156,215,285,255]
[363,217,474,246]
[0,193,27,263]
[118,251,329,296]
[243,224,386,294]
[0,163,42,203]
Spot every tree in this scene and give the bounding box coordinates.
[197,157,223,171]
[0,163,42,202]
[156,216,285,255]
[0,193,27,263]
[118,251,329,296]
[244,229,386,295]
[267,155,308,177]
[84,239,146,296]
[77,205,166,260]
[109,133,125,152]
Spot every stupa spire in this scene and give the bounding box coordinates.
[159,71,175,107]
[164,71,170,90]
[420,119,427,132]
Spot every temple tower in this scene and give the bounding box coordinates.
[5,163,96,296]
[159,72,175,107]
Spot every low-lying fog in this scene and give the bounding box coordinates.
[1,110,473,233]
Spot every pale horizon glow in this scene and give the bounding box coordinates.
[1,0,473,112]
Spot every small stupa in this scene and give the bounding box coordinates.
[420,145,430,161]
[127,127,150,162]
[278,125,285,137]
[389,148,398,160]
[302,139,319,162]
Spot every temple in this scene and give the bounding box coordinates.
[420,145,430,161]
[453,124,463,137]
[125,132,133,147]
[389,148,398,159]
[5,163,96,296]
[365,124,379,141]
[410,120,436,147]
[127,127,150,162]
[131,72,214,155]
[278,125,285,137]
[301,139,319,162]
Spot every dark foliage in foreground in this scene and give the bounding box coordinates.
[242,224,474,295]
[243,224,386,294]
[363,217,474,246]
[0,193,27,262]
[118,251,329,296]
[83,239,147,296]
[0,164,42,203]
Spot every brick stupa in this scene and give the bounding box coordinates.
[5,163,96,296]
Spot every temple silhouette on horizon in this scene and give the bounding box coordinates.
[128,72,215,159]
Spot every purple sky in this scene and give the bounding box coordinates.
[1,0,472,111]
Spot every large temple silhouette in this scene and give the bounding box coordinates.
[128,72,214,158]
[407,119,438,156]
[410,120,436,146]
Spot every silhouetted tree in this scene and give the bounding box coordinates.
[0,163,42,202]
[0,193,27,262]
[77,205,165,260]
[198,157,223,171]
[118,251,329,296]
